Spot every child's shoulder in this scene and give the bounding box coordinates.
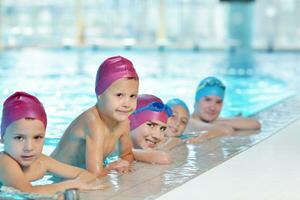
[79,106,103,124]
[0,152,19,168]
[72,106,105,129]
[0,152,12,161]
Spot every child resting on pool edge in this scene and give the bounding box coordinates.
[51,56,138,175]
[165,98,190,138]
[129,94,173,164]
[186,76,261,143]
[0,92,103,195]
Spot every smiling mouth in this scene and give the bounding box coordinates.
[145,139,158,147]
[117,110,132,114]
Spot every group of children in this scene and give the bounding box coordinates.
[0,56,261,195]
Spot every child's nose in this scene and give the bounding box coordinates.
[24,139,34,151]
[152,130,164,141]
[123,97,133,108]
[209,103,217,111]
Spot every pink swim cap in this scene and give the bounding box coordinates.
[1,92,47,139]
[95,56,139,96]
[129,94,172,130]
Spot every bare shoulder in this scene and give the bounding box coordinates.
[72,106,105,137]
[0,152,22,176]
[0,152,15,166]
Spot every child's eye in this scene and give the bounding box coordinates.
[116,93,123,97]
[130,94,137,99]
[204,97,212,102]
[160,126,167,132]
[147,122,155,128]
[14,136,24,141]
[34,135,44,140]
[216,100,223,104]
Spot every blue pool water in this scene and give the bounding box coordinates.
[0,48,296,155]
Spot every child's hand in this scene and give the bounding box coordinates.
[114,165,134,173]
[106,159,134,173]
[73,172,107,190]
[219,125,235,136]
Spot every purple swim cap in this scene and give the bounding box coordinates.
[1,92,47,139]
[95,56,139,96]
[129,94,170,130]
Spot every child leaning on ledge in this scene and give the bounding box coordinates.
[186,76,261,143]
[51,56,139,175]
[0,92,103,195]
[129,94,173,165]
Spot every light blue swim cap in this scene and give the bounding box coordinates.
[195,76,226,102]
[166,98,190,115]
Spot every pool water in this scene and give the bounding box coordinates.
[0,49,297,198]
[0,48,295,153]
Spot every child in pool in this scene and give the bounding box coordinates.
[129,94,173,164]
[51,56,138,175]
[0,92,102,195]
[165,98,190,137]
[186,76,261,142]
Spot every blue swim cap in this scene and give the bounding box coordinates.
[195,77,226,102]
[166,98,190,115]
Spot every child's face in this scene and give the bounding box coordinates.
[3,118,45,168]
[166,105,189,137]
[131,120,167,149]
[98,78,139,122]
[194,96,223,122]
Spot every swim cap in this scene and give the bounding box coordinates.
[166,98,190,115]
[195,76,226,102]
[95,56,139,96]
[1,92,47,139]
[129,94,172,130]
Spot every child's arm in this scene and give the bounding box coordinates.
[186,118,235,135]
[118,120,134,163]
[215,117,261,130]
[185,125,236,144]
[0,155,99,195]
[112,132,134,173]
[44,155,96,183]
[186,118,217,132]
[119,131,134,163]
[85,127,105,176]
[133,149,171,164]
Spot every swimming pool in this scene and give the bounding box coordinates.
[0,48,295,151]
[0,48,298,199]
